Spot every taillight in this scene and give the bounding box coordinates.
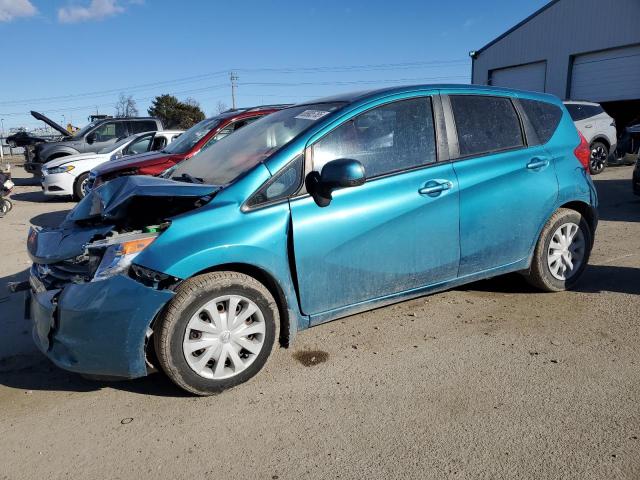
[574,132,591,173]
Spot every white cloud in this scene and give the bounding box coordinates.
[0,0,37,22]
[58,0,125,23]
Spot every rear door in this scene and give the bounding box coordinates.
[444,92,558,276]
[290,94,460,319]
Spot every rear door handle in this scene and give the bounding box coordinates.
[418,180,453,196]
[584,124,593,128]
[527,158,549,170]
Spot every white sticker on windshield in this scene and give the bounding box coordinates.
[294,110,330,121]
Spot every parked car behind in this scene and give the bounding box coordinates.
[563,100,617,175]
[41,130,183,200]
[87,105,288,190]
[632,147,640,196]
[24,85,597,395]
[25,112,163,175]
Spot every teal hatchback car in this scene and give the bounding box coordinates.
[24,85,597,395]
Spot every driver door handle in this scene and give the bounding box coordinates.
[419,180,453,196]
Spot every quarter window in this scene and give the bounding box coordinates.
[520,99,562,145]
[246,155,303,208]
[450,95,523,157]
[312,97,436,178]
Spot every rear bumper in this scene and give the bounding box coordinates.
[30,272,174,378]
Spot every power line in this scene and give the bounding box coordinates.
[0,59,468,107]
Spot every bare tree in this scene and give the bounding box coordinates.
[216,101,229,114]
[115,93,139,117]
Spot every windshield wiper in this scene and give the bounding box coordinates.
[173,173,204,184]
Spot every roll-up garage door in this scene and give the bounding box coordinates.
[570,44,640,102]
[489,62,546,92]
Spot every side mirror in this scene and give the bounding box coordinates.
[306,158,365,207]
[86,132,96,144]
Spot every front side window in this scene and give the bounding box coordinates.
[93,122,125,142]
[312,97,436,178]
[450,95,523,157]
[169,103,344,185]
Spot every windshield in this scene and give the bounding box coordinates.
[98,135,135,154]
[72,122,97,139]
[162,117,222,154]
[170,103,345,185]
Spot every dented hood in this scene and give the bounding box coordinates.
[68,174,219,223]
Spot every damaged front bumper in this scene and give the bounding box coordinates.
[29,269,174,379]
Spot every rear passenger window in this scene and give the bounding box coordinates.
[312,97,436,178]
[520,99,562,145]
[130,120,158,134]
[450,95,523,157]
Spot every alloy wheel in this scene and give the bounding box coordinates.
[182,295,266,380]
[590,144,607,173]
[547,222,585,281]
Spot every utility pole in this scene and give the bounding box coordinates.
[230,71,239,109]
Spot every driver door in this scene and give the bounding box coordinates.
[289,95,460,321]
[88,121,126,152]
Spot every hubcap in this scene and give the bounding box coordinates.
[80,177,90,197]
[182,295,265,380]
[590,145,607,172]
[547,222,585,281]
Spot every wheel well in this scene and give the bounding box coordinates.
[194,263,291,348]
[559,201,597,240]
[590,137,610,151]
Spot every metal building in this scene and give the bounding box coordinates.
[470,0,640,126]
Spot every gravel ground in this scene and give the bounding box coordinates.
[0,165,638,480]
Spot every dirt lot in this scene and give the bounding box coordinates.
[0,165,638,480]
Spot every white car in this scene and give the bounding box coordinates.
[563,100,617,175]
[41,130,183,200]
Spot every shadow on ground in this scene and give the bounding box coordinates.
[30,209,71,227]
[592,177,640,223]
[462,264,640,296]
[11,191,70,203]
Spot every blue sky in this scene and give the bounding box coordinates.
[0,0,548,131]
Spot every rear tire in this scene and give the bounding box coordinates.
[589,141,608,175]
[154,272,279,396]
[523,208,592,292]
[73,173,89,201]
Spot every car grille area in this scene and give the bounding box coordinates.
[32,258,94,290]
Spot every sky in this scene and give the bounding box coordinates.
[0,0,549,132]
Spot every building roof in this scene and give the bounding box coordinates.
[476,0,560,54]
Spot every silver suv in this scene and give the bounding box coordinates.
[563,100,617,175]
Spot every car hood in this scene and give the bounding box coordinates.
[70,174,219,223]
[28,175,219,264]
[92,151,180,176]
[31,110,72,137]
[44,152,107,169]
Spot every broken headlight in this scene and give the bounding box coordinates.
[91,234,157,282]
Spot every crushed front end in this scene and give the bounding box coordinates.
[25,175,218,378]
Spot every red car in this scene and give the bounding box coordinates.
[88,105,286,189]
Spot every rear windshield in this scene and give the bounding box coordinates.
[169,103,345,185]
[565,103,604,122]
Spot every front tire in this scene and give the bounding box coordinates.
[154,272,279,396]
[73,173,89,201]
[589,141,608,175]
[523,208,592,292]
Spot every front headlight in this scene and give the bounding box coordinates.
[91,234,157,282]
[45,165,75,175]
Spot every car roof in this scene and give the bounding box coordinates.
[294,84,559,106]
